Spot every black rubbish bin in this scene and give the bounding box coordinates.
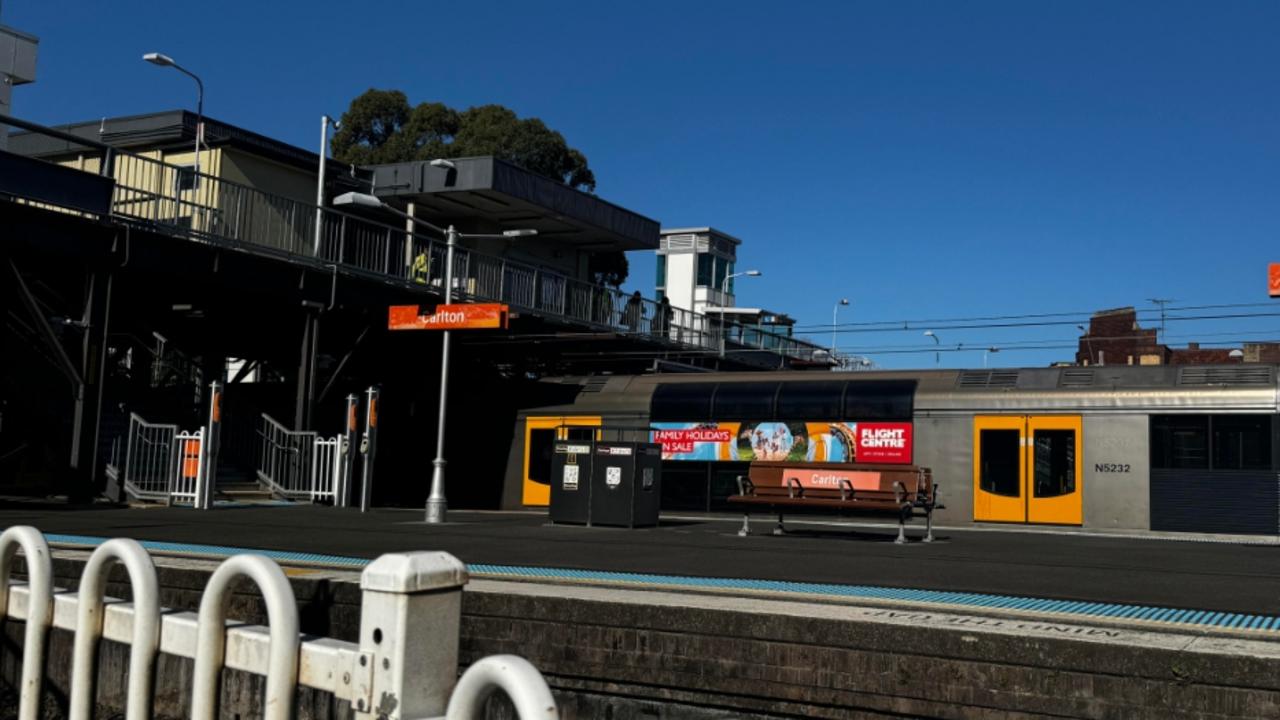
[589,441,663,528]
[549,439,593,524]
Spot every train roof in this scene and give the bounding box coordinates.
[521,364,1280,418]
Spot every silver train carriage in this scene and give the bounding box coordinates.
[502,364,1280,536]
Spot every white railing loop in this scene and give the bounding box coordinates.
[446,655,560,720]
[191,554,300,720]
[0,526,54,720]
[69,538,161,720]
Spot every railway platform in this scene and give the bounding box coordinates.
[6,504,1280,718]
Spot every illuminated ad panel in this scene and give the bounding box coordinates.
[651,422,912,464]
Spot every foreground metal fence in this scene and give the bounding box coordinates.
[4,113,837,366]
[0,526,559,720]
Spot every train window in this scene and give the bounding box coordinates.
[712,382,779,420]
[1150,416,1209,470]
[1211,415,1272,471]
[979,429,1021,497]
[775,381,845,420]
[1033,429,1076,498]
[527,429,555,485]
[650,383,717,421]
[843,380,915,420]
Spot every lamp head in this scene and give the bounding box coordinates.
[1077,325,1087,333]
[332,191,384,210]
[839,298,850,306]
[143,52,175,67]
[745,270,762,277]
[502,229,537,237]
[923,330,934,337]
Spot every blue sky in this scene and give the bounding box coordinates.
[7,1,1280,368]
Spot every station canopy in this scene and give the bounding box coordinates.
[368,157,659,252]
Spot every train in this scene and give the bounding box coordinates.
[500,363,1280,536]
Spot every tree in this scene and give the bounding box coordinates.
[332,90,595,191]
[588,251,629,288]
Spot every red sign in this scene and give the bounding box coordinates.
[388,303,509,331]
[855,422,913,464]
[784,468,883,491]
[651,427,733,454]
[1270,264,1280,298]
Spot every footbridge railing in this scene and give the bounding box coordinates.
[3,113,836,367]
[0,526,559,719]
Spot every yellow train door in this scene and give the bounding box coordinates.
[522,416,601,506]
[973,415,1082,525]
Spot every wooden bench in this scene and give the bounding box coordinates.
[727,462,940,543]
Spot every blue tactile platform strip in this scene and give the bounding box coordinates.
[40,532,1280,634]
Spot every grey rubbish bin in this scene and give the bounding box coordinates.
[589,441,663,528]
[549,439,593,525]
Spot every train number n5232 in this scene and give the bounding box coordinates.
[1095,463,1131,473]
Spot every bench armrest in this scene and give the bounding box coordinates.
[785,477,803,499]
[736,475,755,496]
[838,478,855,501]
[893,480,906,504]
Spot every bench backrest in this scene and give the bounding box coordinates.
[742,462,933,500]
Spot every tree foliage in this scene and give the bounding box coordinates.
[332,89,595,192]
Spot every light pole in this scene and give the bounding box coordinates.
[1077,325,1093,366]
[719,270,761,359]
[984,346,999,368]
[923,330,940,367]
[143,53,204,178]
[334,189,536,524]
[832,298,849,357]
[313,115,340,256]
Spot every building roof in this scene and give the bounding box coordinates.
[368,157,660,252]
[7,110,329,173]
[660,227,743,246]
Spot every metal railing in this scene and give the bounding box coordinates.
[118,413,178,501]
[256,413,348,502]
[0,525,559,719]
[256,414,317,499]
[4,113,836,366]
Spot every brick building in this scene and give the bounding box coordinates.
[1075,306,1280,366]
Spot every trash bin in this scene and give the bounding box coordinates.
[589,441,663,528]
[549,439,593,525]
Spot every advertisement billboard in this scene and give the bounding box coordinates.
[651,421,912,464]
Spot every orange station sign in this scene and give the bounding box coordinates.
[388,303,509,331]
[1270,264,1280,298]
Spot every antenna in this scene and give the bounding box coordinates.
[1147,298,1174,341]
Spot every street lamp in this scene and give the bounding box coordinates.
[984,346,1000,368]
[333,190,536,524]
[313,115,341,255]
[719,270,761,359]
[832,298,850,356]
[143,52,204,178]
[1077,325,1094,366]
[923,330,940,367]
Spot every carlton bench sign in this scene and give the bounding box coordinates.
[388,303,510,331]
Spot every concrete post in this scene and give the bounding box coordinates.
[355,552,469,719]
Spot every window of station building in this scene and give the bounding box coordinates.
[696,254,714,287]
[776,381,845,419]
[711,382,779,420]
[174,165,199,192]
[656,255,666,288]
[843,380,915,420]
[713,256,728,292]
[650,382,717,422]
[1211,415,1272,471]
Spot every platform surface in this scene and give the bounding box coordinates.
[5,503,1279,624]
